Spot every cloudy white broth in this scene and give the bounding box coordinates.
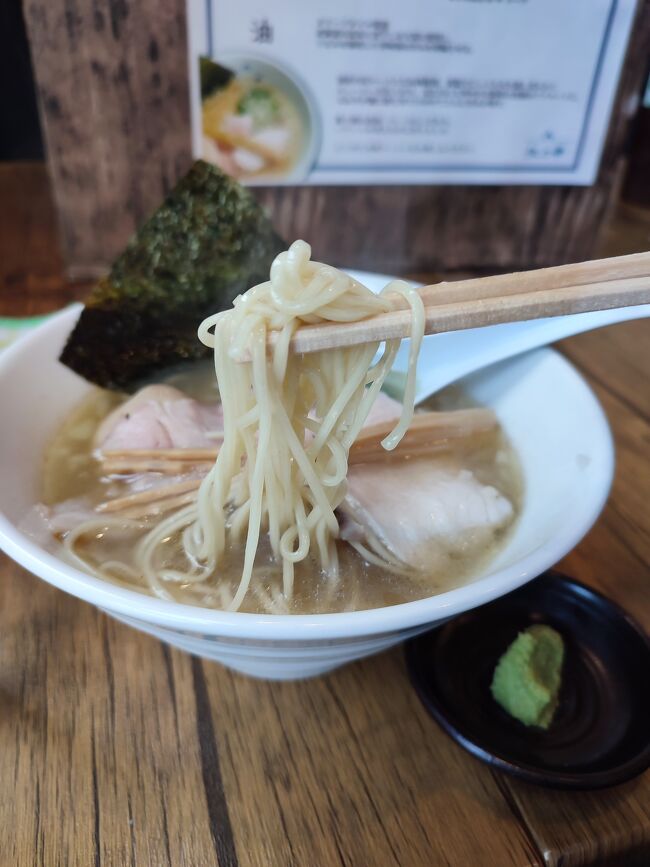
[33,362,522,615]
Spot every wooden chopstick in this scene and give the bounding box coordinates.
[285,273,650,355]
[387,250,650,309]
[247,251,650,356]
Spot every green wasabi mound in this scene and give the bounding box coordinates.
[490,625,564,729]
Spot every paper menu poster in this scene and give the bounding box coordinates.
[188,0,637,186]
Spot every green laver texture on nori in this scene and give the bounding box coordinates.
[59,161,285,391]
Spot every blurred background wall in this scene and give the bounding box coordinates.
[0,0,43,160]
[2,0,649,276]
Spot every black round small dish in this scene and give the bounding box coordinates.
[406,571,650,789]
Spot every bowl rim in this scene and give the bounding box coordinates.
[0,305,615,640]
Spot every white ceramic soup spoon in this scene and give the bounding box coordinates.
[386,298,650,404]
[352,270,649,401]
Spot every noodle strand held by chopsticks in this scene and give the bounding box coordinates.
[119,241,422,610]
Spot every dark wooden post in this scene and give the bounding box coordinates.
[23,0,193,278]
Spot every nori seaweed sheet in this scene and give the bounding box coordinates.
[199,56,234,98]
[59,161,285,391]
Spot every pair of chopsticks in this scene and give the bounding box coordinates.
[282,251,650,355]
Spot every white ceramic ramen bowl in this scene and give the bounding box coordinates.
[0,300,614,680]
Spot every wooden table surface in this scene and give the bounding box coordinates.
[0,164,648,867]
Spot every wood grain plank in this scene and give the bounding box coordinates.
[498,340,650,867]
[0,569,227,866]
[0,163,91,314]
[23,0,193,278]
[558,320,650,422]
[190,658,239,867]
[0,553,544,867]
[559,331,650,609]
[505,772,650,867]
[201,652,542,867]
[509,533,650,867]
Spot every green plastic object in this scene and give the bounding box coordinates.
[490,625,565,729]
[59,161,285,391]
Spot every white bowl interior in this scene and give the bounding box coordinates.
[0,310,86,516]
[464,349,609,571]
[0,302,613,649]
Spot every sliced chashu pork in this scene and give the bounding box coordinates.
[96,385,224,451]
[339,459,514,572]
[96,386,401,453]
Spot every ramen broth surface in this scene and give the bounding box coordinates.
[41,364,522,614]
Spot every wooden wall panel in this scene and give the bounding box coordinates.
[24,0,650,278]
[23,0,193,279]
